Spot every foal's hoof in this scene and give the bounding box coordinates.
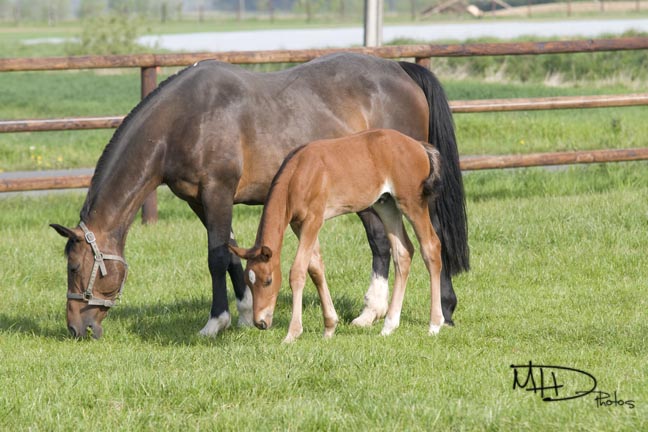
[323,327,336,339]
[380,317,399,336]
[429,318,445,335]
[198,312,231,337]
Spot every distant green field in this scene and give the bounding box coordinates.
[0,69,646,172]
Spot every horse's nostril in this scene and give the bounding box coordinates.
[68,325,78,338]
[255,320,267,330]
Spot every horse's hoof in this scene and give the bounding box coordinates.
[238,316,254,327]
[351,310,377,327]
[198,312,231,337]
[236,287,254,327]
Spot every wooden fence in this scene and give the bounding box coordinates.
[2,37,648,223]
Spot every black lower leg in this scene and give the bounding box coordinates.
[227,235,247,301]
[432,211,458,325]
[358,209,391,280]
[208,243,232,318]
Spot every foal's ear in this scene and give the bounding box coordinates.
[50,224,81,241]
[260,245,273,262]
[228,244,250,259]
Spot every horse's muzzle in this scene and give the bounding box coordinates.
[68,322,103,339]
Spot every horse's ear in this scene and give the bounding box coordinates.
[228,244,250,259]
[50,224,81,241]
[260,245,273,262]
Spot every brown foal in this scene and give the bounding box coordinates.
[229,129,445,342]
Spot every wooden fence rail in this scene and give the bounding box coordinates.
[3,93,648,133]
[2,37,648,71]
[2,37,648,221]
[3,148,647,193]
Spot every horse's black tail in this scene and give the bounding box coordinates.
[399,61,470,276]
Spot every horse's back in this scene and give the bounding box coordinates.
[155,55,430,204]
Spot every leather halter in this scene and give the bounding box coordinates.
[66,221,128,308]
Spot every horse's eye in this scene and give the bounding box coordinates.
[264,278,272,287]
[68,264,80,274]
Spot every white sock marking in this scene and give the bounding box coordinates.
[198,311,231,337]
[236,286,254,327]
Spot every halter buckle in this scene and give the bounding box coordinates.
[84,231,96,244]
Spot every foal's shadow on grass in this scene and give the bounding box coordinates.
[277,290,361,324]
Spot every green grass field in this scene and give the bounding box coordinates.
[1,26,647,430]
[1,164,647,430]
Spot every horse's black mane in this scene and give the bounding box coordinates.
[80,65,194,220]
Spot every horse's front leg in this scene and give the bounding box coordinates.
[352,209,391,327]
[228,233,253,327]
[198,182,237,337]
[284,219,323,343]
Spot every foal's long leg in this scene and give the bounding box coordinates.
[405,206,445,335]
[352,209,391,327]
[291,223,339,338]
[285,219,324,343]
[372,200,415,336]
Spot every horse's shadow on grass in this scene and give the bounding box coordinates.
[0,291,363,345]
[109,290,363,345]
[0,313,69,340]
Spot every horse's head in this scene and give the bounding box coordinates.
[50,223,128,339]
[228,244,281,330]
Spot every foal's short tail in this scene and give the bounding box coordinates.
[421,142,442,199]
[399,61,470,275]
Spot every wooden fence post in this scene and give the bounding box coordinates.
[140,66,158,224]
[415,57,430,69]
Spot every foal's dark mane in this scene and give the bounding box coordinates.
[254,144,307,244]
[80,66,194,220]
[265,144,307,202]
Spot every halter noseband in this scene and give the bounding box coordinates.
[66,221,128,308]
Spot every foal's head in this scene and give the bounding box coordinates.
[228,245,281,330]
[51,224,127,339]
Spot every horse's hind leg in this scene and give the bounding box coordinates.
[292,224,339,338]
[372,199,415,336]
[405,206,444,335]
[431,210,457,326]
[352,209,391,327]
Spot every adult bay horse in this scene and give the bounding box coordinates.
[230,129,445,342]
[50,52,469,339]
